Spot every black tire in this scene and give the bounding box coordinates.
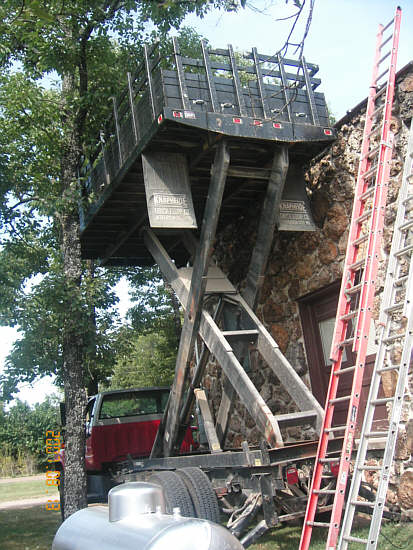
[177,467,221,524]
[149,471,195,518]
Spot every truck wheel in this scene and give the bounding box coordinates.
[149,471,195,518]
[177,467,220,524]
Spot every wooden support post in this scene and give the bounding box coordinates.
[228,44,247,117]
[151,140,230,458]
[252,47,270,119]
[127,72,140,143]
[143,229,285,449]
[144,45,157,119]
[277,55,293,123]
[194,389,222,453]
[216,145,289,445]
[173,37,190,110]
[301,57,320,126]
[112,96,123,166]
[201,40,219,113]
[99,131,110,187]
[243,145,289,311]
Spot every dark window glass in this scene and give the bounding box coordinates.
[99,390,170,419]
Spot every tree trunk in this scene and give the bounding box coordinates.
[60,73,87,519]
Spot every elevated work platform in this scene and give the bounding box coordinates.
[79,40,336,266]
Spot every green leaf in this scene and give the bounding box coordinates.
[25,2,54,23]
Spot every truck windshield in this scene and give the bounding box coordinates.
[99,390,169,419]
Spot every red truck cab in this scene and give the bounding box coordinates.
[59,387,197,504]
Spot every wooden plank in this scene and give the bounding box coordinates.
[277,55,293,124]
[238,294,323,429]
[194,389,222,453]
[142,230,286,449]
[127,72,140,143]
[201,40,219,113]
[172,36,190,110]
[216,377,235,445]
[301,57,320,126]
[99,210,147,267]
[252,47,270,119]
[216,146,289,443]
[144,45,156,119]
[200,310,283,449]
[151,140,230,458]
[112,96,123,165]
[228,44,247,117]
[243,145,289,311]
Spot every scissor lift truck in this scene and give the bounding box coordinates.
[79,40,344,546]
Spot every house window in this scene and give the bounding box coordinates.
[298,282,386,431]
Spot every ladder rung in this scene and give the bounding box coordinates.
[353,233,369,246]
[371,397,394,405]
[349,258,365,271]
[373,85,387,100]
[394,243,413,257]
[377,68,389,82]
[325,425,346,433]
[382,333,403,344]
[345,282,362,296]
[364,431,388,438]
[366,125,381,139]
[378,50,391,66]
[371,103,384,119]
[399,219,413,232]
[377,364,400,373]
[358,465,382,471]
[384,302,404,314]
[382,17,395,33]
[338,337,355,348]
[394,275,408,287]
[363,164,378,179]
[329,395,351,405]
[351,500,375,508]
[306,521,330,528]
[319,457,341,464]
[313,489,336,495]
[222,329,259,341]
[359,185,375,201]
[340,311,358,322]
[344,535,369,544]
[361,144,380,162]
[334,365,356,376]
[355,209,373,224]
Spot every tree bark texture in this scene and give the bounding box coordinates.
[60,73,87,519]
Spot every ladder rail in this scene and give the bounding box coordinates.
[338,114,413,550]
[299,8,402,550]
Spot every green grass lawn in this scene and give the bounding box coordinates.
[0,504,411,550]
[250,522,413,550]
[0,505,61,550]
[0,477,412,550]
[0,478,58,503]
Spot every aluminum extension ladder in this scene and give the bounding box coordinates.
[299,7,402,550]
[338,114,413,550]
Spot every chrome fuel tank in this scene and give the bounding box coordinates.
[52,482,244,550]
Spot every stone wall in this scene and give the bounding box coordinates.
[205,62,413,512]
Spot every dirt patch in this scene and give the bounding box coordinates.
[0,474,44,484]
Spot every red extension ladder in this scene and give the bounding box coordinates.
[299,7,402,550]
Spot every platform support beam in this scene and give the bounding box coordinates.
[216,145,290,445]
[150,140,230,458]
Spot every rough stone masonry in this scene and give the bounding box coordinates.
[204,62,413,514]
